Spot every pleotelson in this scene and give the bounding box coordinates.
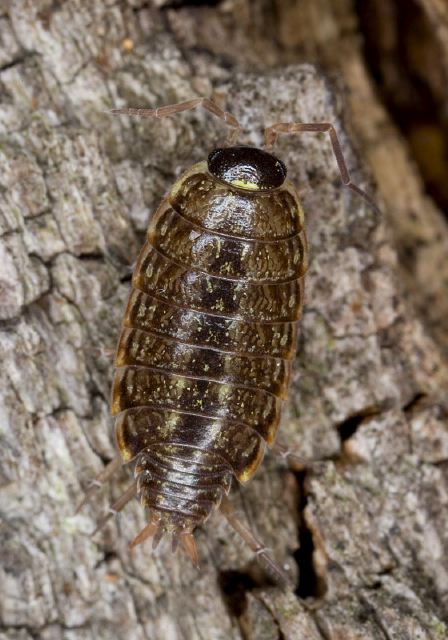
[112,161,307,530]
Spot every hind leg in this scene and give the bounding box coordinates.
[75,456,122,513]
[219,495,293,589]
[269,441,324,472]
[90,479,138,536]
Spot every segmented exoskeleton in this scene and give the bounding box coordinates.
[79,98,378,584]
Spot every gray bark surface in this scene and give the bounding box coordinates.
[1,2,447,639]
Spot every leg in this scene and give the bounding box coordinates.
[264,121,380,215]
[270,441,332,472]
[220,495,293,589]
[270,442,312,471]
[91,479,138,536]
[82,346,115,359]
[110,97,241,145]
[75,456,122,513]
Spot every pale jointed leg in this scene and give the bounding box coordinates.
[82,346,115,359]
[270,441,312,471]
[220,495,293,589]
[270,441,333,473]
[264,121,380,214]
[90,479,138,536]
[110,97,242,145]
[75,456,122,513]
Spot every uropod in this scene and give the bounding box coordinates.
[79,98,378,586]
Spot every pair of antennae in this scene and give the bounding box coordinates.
[110,97,380,214]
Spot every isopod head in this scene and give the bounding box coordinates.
[208,146,287,191]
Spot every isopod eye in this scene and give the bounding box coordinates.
[208,146,287,191]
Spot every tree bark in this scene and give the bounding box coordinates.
[1,2,447,639]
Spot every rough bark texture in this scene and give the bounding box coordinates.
[1,1,447,639]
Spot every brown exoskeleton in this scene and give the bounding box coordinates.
[78,98,378,586]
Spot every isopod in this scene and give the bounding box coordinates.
[80,98,378,586]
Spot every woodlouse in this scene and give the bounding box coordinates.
[80,98,378,585]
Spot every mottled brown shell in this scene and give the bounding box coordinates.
[111,160,307,533]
